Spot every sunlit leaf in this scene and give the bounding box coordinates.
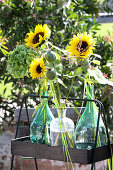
[93,53,102,59]
[57,78,67,88]
[73,105,82,118]
[2,45,8,49]
[55,52,60,60]
[91,60,100,65]
[88,67,113,86]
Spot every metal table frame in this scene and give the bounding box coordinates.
[10,95,112,170]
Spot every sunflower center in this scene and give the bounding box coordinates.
[36,65,42,73]
[77,41,88,52]
[32,32,44,44]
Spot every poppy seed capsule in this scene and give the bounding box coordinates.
[46,70,56,80]
[46,51,56,62]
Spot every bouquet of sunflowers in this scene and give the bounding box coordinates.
[7,23,113,169]
[7,23,113,91]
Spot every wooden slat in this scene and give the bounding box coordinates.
[15,107,85,138]
[14,107,85,123]
[11,136,88,164]
[16,126,30,138]
[11,136,112,164]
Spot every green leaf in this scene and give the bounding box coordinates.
[85,79,96,85]
[55,52,60,60]
[36,7,43,11]
[55,59,61,65]
[73,105,82,118]
[91,60,100,65]
[40,44,46,50]
[56,63,63,74]
[88,67,113,86]
[1,49,8,55]
[74,67,83,76]
[57,78,67,88]
[2,45,8,49]
[93,54,102,59]
[32,99,47,117]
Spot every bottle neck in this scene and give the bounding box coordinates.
[85,85,95,115]
[87,85,94,100]
[58,109,66,119]
[41,91,48,102]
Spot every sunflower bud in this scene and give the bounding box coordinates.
[46,51,56,62]
[46,69,56,80]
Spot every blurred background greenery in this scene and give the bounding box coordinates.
[0,0,113,137]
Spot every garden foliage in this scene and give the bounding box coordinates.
[0,0,112,125]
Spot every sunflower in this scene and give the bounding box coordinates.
[25,24,51,48]
[67,32,95,59]
[29,58,46,80]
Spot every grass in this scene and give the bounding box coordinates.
[91,23,113,37]
[0,81,13,98]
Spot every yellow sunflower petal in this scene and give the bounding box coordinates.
[43,24,51,38]
[25,24,51,48]
[67,32,95,59]
[29,58,46,80]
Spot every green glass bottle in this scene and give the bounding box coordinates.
[75,85,107,149]
[30,91,54,144]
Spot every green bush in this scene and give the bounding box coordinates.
[0,0,100,49]
[95,35,113,77]
[94,35,113,114]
